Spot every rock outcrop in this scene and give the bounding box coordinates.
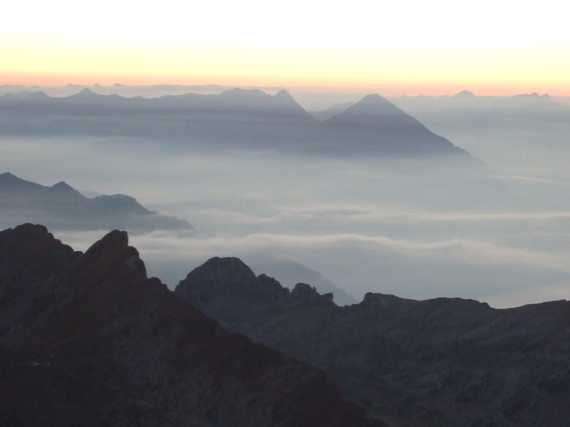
[0,225,378,427]
[177,256,570,427]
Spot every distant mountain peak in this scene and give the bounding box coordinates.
[323,93,473,160]
[274,89,294,100]
[0,173,191,232]
[453,90,476,98]
[0,171,19,180]
[360,93,388,102]
[0,172,39,188]
[51,181,77,192]
[352,93,402,110]
[329,93,413,121]
[3,90,49,100]
[71,88,101,99]
[513,92,552,102]
[213,88,309,117]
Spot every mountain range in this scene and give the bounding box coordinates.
[0,224,378,427]
[389,91,570,148]
[2,224,570,426]
[0,89,473,161]
[391,91,570,124]
[0,172,190,232]
[176,256,570,427]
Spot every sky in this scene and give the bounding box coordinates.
[2,0,570,94]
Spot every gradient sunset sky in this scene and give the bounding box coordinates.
[2,0,570,95]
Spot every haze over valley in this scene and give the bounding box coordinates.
[3,1,570,423]
[1,86,569,307]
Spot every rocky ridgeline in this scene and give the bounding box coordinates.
[177,257,570,427]
[0,224,378,427]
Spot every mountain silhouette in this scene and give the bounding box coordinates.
[323,94,471,158]
[0,224,378,427]
[0,89,475,161]
[176,256,570,426]
[453,90,476,98]
[0,172,190,232]
[249,257,357,305]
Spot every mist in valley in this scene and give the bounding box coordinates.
[2,112,569,308]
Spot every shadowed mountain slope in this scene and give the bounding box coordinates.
[176,256,570,427]
[0,224,378,427]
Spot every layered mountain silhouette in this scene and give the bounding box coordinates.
[322,94,469,157]
[0,172,190,232]
[249,257,357,306]
[176,257,570,427]
[0,224,378,427]
[0,89,474,161]
[392,91,570,133]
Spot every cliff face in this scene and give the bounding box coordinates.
[177,257,570,427]
[0,225,378,427]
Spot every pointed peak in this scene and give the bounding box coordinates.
[352,93,398,109]
[360,93,389,102]
[0,172,37,188]
[80,230,147,282]
[273,89,303,106]
[329,93,406,121]
[50,181,85,199]
[86,230,130,256]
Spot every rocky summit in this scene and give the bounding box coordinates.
[0,224,378,427]
[177,256,570,427]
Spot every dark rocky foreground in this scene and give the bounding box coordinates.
[0,225,378,427]
[177,257,570,427]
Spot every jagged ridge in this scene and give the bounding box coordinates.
[0,224,378,427]
[176,256,570,427]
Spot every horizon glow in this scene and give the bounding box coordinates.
[2,0,570,95]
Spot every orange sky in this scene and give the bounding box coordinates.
[2,0,569,96]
